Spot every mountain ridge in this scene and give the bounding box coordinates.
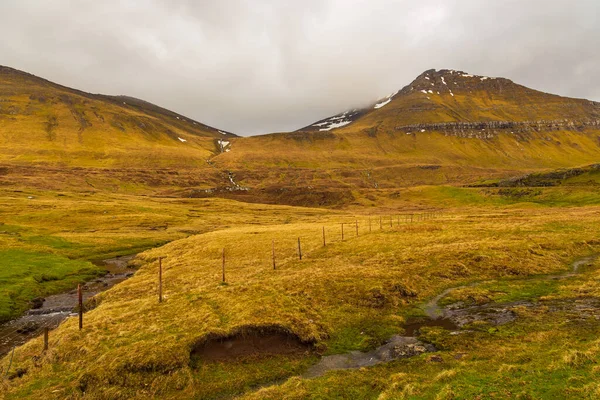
[298,68,600,133]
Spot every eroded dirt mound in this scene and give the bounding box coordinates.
[190,326,314,364]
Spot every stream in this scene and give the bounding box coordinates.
[304,254,599,378]
[0,254,137,357]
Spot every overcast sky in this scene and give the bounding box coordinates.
[0,0,598,135]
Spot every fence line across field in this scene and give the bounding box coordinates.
[4,211,442,365]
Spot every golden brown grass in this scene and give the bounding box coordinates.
[2,206,600,399]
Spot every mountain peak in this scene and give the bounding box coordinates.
[403,69,516,98]
[300,68,600,133]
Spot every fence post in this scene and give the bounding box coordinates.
[4,347,14,378]
[390,216,393,228]
[341,223,344,241]
[323,226,326,247]
[158,256,164,303]
[43,327,49,351]
[380,216,382,230]
[272,239,276,270]
[298,237,302,260]
[222,248,226,283]
[369,217,372,233]
[78,284,83,330]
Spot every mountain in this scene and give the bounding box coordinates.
[211,69,600,204]
[1,66,599,206]
[299,69,600,133]
[0,66,235,169]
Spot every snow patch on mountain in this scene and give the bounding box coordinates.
[312,110,362,131]
[373,90,398,109]
[374,98,392,109]
[217,139,230,152]
[319,120,352,131]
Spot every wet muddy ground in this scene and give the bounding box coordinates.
[0,254,137,357]
[304,336,436,378]
[303,254,599,377]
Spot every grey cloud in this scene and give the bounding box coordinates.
[0,0,598,135]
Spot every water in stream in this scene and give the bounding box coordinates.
[303,254,599,378]
[0,254,136,356]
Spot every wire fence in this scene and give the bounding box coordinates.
[0,210,443,377]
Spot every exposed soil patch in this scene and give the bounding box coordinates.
[190,326,314,364]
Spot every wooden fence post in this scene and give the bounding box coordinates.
[43,327,49,351]
[323,226,326,247]
[298,237,302,260]
[78,284,83,330]
[341,223,344,241]
[272,239,276,270]
[390,216,393,228]
[380,216,382,230]
[4,347,14,378]
[369,217,372,232]
[222,249,226,283]
[158,256,165,303]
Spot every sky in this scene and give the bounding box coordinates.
[0,0,598,135]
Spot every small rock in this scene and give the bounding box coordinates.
[30,297,45,309]
[17,322,39,334]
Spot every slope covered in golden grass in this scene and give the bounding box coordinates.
[2,206,600,398]
[0,66,234,168]
[211,69,600,193]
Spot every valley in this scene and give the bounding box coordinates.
[0,66,600,399]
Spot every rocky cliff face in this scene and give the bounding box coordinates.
[394,119,600,139]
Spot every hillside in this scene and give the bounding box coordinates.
[0,66,235,169]
[1,66,600,207]
[211,69,600,198]
[300,69,600,132]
